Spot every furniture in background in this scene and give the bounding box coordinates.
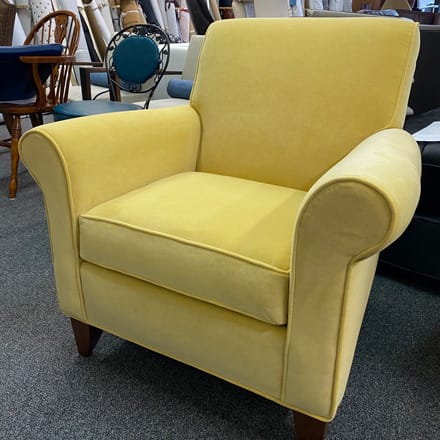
[380,25,440,280]
[0,10,80,199]
[69,34,204,110]
[164,34,205,104]
[396,4,440,24]
[380,0,413,9]
[0,0,16,46]
[407,25,440,116]
[67,42,189,104]
[20,18,421,439]
[166,78,193,100]
[217,0,234,19]
[53,23,170,120]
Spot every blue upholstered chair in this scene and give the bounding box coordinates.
[53,24,171,121]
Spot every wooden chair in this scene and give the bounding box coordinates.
[0,10,80,199]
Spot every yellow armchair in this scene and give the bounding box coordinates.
[19,18,421,439]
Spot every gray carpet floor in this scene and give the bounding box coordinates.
[0,119,439,439]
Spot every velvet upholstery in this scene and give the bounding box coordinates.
[79,172,307,325]
[20,18,421,431]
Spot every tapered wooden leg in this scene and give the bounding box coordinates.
[70,318,103,357]
[293,411,328,440]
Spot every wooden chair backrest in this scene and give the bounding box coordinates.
[24,10,81,107]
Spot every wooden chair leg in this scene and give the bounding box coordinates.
[8,115,21,199]
[293,411,328,440]
[70,318,103,357]
[30,113,43,127]
[3,112,13,135]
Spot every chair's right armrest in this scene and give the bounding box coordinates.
[283,128,421,420]
[19,106,201,320]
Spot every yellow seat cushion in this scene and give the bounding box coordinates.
[79,172,307,325]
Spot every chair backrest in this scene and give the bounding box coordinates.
[192,18,419,191]
[105,24,171,108]
[0,44,64,101]
[23,10,80,106]
[24,10,80,55]
[181,35,205,81]
[0,0,16,46]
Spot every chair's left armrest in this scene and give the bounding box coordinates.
[19,106,201,320]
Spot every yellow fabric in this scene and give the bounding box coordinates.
[192,18,419,191]
[81,262,286,399]
[18,18,421,424]
[19,106,201,319]
[80,172,307,325]
[283,129,421,419]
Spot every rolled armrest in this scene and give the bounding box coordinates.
[283,128,421,420]
[19,107,201,319]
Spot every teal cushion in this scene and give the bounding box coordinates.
[112,36,160,84]
[53,100,142,121]
[89,72,109,88]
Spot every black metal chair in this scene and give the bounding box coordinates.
[53,24,171,120]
